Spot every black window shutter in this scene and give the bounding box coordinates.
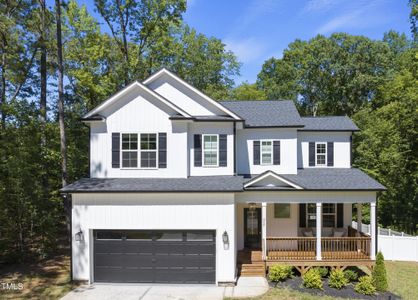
[253,141,260,165]
[111,132,120,168]
[299,204,306,227]
[273,140,280,165]
[327,142,334,166]
[194,134,202,167]
[309,142,315,166]
[219,134,227,167]
[158,133,167,168]
[337,203,344,228]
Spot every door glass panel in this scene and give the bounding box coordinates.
[126,231,153,240]
[246,210,258,235]
[96,231,123,240]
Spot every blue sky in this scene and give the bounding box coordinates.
[71,0,411,84]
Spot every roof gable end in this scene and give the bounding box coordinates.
[244,171,304,190]
[143,68,242,119]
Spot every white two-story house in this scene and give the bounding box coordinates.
[61,69,385,285]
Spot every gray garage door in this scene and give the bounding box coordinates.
[93,230,216,283]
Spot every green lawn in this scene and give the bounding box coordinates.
[226,261,418,300]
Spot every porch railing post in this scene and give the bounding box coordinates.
[316,202,322,260]
[262,202,267,261]
[357,203,362,236]
[370,201,376,260]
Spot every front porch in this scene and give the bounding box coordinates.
[236,196,377,275]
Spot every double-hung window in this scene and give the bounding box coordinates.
[306,203,336,227]
[261,140,273,165]
[121,133,157,168]
[203,134,218,166]
[121,133,138,168]
[140,133,157,168]
[315,142,327,166]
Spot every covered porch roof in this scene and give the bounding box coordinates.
[242,168,386,192]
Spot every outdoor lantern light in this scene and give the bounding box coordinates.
[222,231,229,244]
[75,229,83,242]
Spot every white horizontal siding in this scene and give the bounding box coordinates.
[298,132,351,168]
[71,193,236,283]
[236,128,298,175]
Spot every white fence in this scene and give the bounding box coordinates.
[352,221,418,262]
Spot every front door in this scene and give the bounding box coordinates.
[244,208,261,249]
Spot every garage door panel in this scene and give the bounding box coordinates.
[124,242,154,254]
[185,243,215,254]
[93,230,216,284]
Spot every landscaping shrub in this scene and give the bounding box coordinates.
[355,276,376,295]
[328,269,349,289]
[344,269,358,282]
[372,251,388,291]
[316,267,328,278]
[268,265,293,282]
[302,268,323,290]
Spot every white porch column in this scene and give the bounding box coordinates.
[357,203,363,236]
[261,202,267,260]
[316,202,322,261]
[370,201,376,260]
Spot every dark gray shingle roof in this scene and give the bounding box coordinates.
[60,176,244,193]
[219,100,304,127]
[300,116,359,131]
[244,168,385,191]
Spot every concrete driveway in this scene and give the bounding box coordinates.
[61,277,268,300]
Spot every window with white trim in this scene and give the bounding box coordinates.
[121,133,157,168]
[261,140,273,165]
[203,134,218,166]
[306,203,336,227]
[121,133,138,168]
[140,133,157,168]
[315,142,327,166]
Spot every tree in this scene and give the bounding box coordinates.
[372,252,388,291]
[229,82,267,100]
[257,34,393,116]
[410,0,418,43]
[94,0,186,84]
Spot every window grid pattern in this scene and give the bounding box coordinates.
[203,135,218,166]
[316,143,327,166]
[306,203,336,228]
[261,140,272,165]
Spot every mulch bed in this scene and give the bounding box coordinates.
[269,277,400,300]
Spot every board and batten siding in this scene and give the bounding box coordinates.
[89,86,189,178]
[235,128,298,175]
[298,132,351,168]
[188,122,234,176]
[146,74,225,116]
[72,193,236,284]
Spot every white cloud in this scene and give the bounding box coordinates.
[304,0,340,13]
[315,0,390,34]
[224,38,268,64]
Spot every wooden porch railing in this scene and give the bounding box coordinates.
[266,236,371,261]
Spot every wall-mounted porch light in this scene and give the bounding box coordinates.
[75,229,83,242]
[222,231,229,244]
[248,202,256,211]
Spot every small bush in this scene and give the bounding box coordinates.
[316,267,328,278]
[372,252,388,291]
[329,269,349,289]
[344,269,358,282]
[268,265,293,282]
[303,268,323,290]
[355,276,376,295]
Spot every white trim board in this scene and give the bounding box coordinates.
[83,81,191,118]
[244,170,303,190]
[143,68,242,120]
